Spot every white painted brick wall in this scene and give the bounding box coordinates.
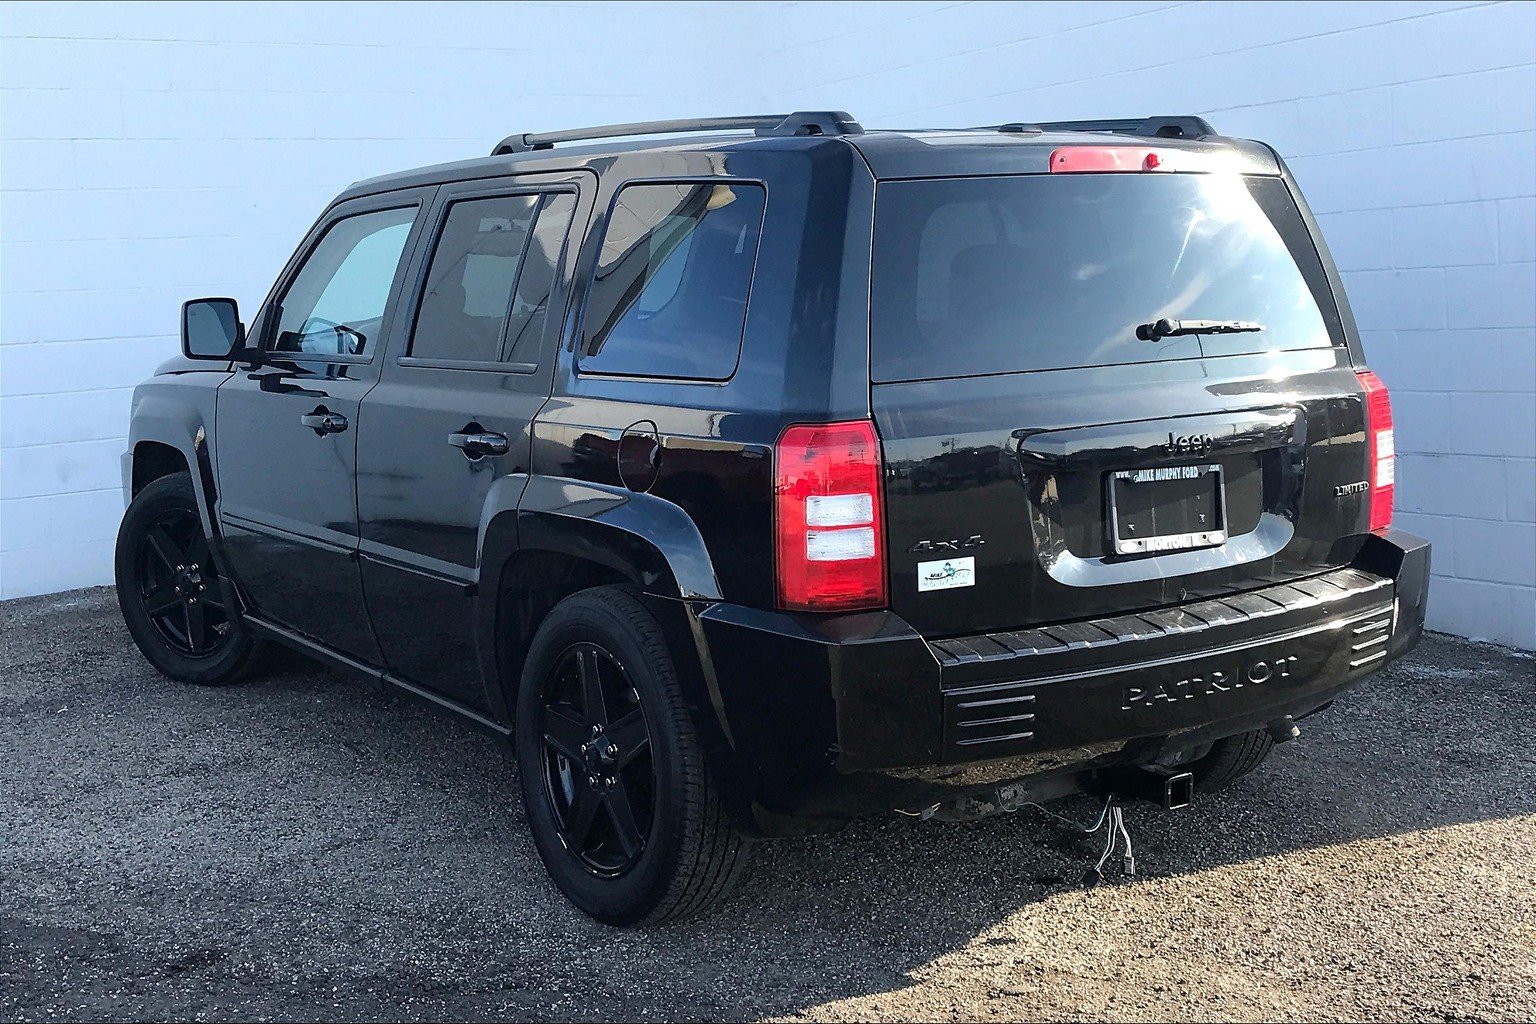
[0,0,767,601]
[3,1,1533,649]
[758,0,1536,648]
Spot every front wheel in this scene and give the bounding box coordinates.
[115,472,259,685]
[515,586,748,926]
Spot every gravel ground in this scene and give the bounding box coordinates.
[2,586,1534,1023]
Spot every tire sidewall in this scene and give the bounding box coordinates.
[115,472,254,685]
[1188,728,1274,792]
[515,590,688,926]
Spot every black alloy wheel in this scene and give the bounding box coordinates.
[135,506,232,657]
[539,642,654,876]
[515,586,748,925]
[115,471,260,685]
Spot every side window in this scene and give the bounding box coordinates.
[409,192,577,366]
[580,181,766,380]
[272,207,416,357]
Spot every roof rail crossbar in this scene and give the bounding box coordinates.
[1036,116,1216,139]
[491,111,863,156]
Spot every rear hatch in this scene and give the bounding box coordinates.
[870,160,1374,639]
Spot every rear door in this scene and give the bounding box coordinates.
[870,167,1373,639]
[355,174,585,711]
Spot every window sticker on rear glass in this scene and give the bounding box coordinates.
[918,556,975,592]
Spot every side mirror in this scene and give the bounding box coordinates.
[181,297,244,360]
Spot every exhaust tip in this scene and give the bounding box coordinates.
[1267,715,1301,744]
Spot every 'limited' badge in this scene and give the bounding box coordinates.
[917,556,975,592]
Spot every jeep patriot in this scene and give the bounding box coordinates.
[117,111,1430,924]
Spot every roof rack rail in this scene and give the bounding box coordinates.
[1035,116,1215,139]
[491,111,863,156]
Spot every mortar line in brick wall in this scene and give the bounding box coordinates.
[2,435,130,452]
[0,339,189,352]
[759,0,1194,63]
[780,1,1508,97]
[0,386,134,400]
[0,486,122,499]
[1199,59,1536,114]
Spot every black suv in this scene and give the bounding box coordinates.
[117,111,1430,925]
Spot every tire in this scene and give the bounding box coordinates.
[515,586,749,926]
[1188,728,1274,792]
[115,471,260,685]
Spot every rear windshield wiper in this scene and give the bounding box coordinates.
[1136,318,1265,342]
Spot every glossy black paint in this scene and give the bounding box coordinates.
[354,172,594,711]
[876,349,1378,638]
[123,124,1428,838]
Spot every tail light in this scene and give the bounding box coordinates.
[774,420,887,612]
[1357,370,1395,533]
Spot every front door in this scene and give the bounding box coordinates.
[356,175,586,710]
[216,191,432,661]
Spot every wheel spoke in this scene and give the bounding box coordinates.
[143,583,182,617]
[199,585,226,613]
[184,600,208,651]
[187,532,212,571]
[145,526,183,574]
[607,709,650,769]
[564,785,602,850]
[577,648,609,726]
[604,782,645,859]
[542,705,588,761]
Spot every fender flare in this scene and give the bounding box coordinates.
[502,475,723,602]
[125,393,220,540]
[125,384,249,616]
[472,474,725,720]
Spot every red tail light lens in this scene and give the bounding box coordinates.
[774,420,887,612]
[1358,370,1395,533]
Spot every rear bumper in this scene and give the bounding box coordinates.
[689,530,1429,836]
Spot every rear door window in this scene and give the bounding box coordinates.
[409,192,577,366]
[870,173,1344,382]
[579,181,766,380]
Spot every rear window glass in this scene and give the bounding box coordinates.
[579,181,766,381]
[870,174,1344,382]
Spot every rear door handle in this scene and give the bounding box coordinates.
[300,410,348,435]
[449,430,510,459]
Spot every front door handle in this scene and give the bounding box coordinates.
[300,409,348,435]
[449,430,510,459]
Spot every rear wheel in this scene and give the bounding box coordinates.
[115,472,259,685]
[1187,728,1274,792]
[515,586,748,926]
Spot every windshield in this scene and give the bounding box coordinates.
[869,173,1344,382]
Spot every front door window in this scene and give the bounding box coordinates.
[271,207,415,357]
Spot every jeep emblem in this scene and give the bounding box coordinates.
[1164,431,1215,456]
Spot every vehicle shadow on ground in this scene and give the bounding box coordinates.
[2,588,1533,1021]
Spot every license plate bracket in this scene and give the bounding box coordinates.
[1107,463,1228,555]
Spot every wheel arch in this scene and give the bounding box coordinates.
[126,386,222,538]
[475,478,750,827]
[130,440,190,495]
[477,478,723,711]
